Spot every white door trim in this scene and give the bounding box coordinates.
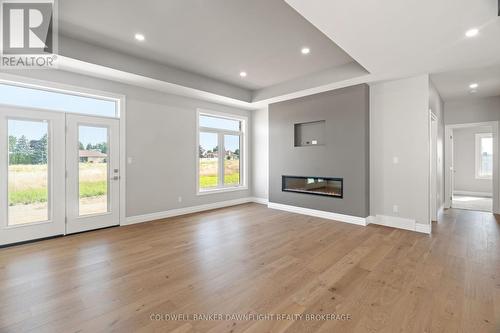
[445,121,498,213]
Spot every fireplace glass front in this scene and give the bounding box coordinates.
[282,176,343,198]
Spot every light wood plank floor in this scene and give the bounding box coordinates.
[0,203,499,332]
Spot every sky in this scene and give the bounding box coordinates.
[482,137,493,155]
[3,84,240,150]
[199,115,241,152]
[199,115,240,131]
[200,132,239,152]
[9,119,107,146]
[2,84,115,146]
[0,84,116,117]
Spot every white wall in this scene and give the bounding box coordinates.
[251,107,269,200]
[445,96,500,125]
[370,75,430,225]
[3,70,253,218]
[453,126,493,194]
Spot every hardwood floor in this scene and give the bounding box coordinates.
[0,203,499,332]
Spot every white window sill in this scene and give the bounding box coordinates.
[197,186,248,196]
[475,176,492,180]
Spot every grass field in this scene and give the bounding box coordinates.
[199,159,240,188]
[8,163,107,206]
[8,159,239,206]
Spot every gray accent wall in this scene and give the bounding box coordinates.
[268,84,369,217]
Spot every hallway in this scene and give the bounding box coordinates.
[452,195,493,212]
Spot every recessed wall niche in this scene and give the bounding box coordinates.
[294,120,326,147]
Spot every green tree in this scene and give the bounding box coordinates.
[13,135,32,164]
[30,134,48,164]
[95,142,108,154]
[8,135,16,153]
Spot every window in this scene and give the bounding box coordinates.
[197,111,246,193]
[475,133,493,179]
[0,83,119,118]
[8,119,50,225]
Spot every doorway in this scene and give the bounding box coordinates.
[445,122,498,213]
[0,107,121,245]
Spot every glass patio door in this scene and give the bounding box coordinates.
[65,114,120,234]
[0,107,66,246]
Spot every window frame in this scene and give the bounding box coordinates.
[0,78,121,119]
[196,109,248,195]
[475,132,493,180]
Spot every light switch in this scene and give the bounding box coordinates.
[127,157,133,164]
[393,156,399,164]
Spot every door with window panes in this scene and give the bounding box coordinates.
[0,80,124,245]
[65,114,120,234]
[0,107,66,245]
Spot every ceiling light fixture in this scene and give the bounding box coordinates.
[135,33,145,41]
[469,83,479,89]
[239,71,247,78]
[301,47,310,55]
[465,28,479,37]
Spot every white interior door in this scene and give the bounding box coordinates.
[0,107,65,246]
[66,114,120,234]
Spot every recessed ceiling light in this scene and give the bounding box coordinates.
[239,71,247,78]
[301,47,310,55]
[469,83,479,89]
[465,28,479,38]
[135,33,145,41]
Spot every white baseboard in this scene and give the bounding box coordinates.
[368,215,415,231]
[251,197,269,205]
[124,197,254,225]
[453,190,492,198]
[367,215,431,234]
[124,198,431,235]
[415,223,432,234]
[438,204,444,216]
[267,202,367,226]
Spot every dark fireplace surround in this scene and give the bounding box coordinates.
[282,176,343,198]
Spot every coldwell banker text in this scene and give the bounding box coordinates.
[1,0,57,68]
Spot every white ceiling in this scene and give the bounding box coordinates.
[59,0,357,91]
[431,65,500,101]
[44,0,500,108]
[285,0,500,97]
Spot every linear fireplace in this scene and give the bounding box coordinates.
[282,176,343,198]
